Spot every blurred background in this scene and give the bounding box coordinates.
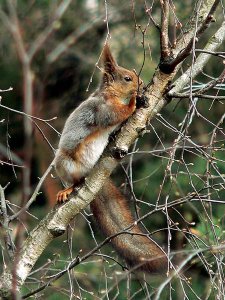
[0,1,224,299]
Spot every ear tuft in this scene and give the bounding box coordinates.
[102,43,117,74]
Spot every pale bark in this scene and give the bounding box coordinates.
[169,20,225,96]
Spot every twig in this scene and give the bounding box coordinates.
[168,20,225,95]
[160,0,170,59]
[0,1,223,297]
[195,49,225,59]
[144,1,160,31]
[0,143,24,166]
[0,103,59,135]
[170,94,225,100]
[193,68,225,95]
[9,163,54,222]
[169,67,225,98]
[154,244,225,300]
[0,87,13,92]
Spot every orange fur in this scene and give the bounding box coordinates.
[105,93,136,122]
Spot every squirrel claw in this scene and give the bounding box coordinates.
[56,186,74,204]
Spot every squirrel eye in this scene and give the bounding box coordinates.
[124,76,132,82]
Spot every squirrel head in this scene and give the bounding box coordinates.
[101,44,142,99]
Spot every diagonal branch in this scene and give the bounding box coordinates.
[169,67,225,100]
[168,20,225,96]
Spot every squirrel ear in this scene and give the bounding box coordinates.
[102,43,117,75]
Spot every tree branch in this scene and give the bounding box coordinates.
[160,0,170,59]
[168,20,225,96]
[159,0,220,73]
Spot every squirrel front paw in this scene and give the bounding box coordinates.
[57,186,74,203]
[136,94,149,109]
[111,146,128,159]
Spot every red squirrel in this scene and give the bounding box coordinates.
[54,44,168,273]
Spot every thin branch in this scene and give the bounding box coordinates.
[195,49,225,59]
[0,143,24,166]
[9,163,54,222]
[160,0,170,59]
[22,230,136,299]
[154,244,225,300]
[170,68,225,99]
[170,94,225,100]
[0,0,223,298]
[168,20,225,95]
[194,68,225,95]
[0,87,13,93]
[144,2,160,31]
[0,102,59,135]
[22,225,225,299]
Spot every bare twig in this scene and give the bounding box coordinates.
[170,68,225,99]
[195,49,225,59]
[9,163,54,222]
[170,94,225,100]
[0,103,59,134]
[144,1,160,31]
[160,0,170,59]
[154,244,225,300]
[159,0,220,73]
[168,20,225,96]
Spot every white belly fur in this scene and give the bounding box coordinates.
[55,126,116,185]
[80,129,112,172]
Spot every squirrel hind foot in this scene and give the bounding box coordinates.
[56,185,74,203]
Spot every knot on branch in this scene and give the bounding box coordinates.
[48,224,66,237]
[136,127,148,136]
[136,94,149,109]
[159,55,176,74]
[111,146,128,159]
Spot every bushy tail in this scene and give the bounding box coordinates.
[90,179,168,273]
